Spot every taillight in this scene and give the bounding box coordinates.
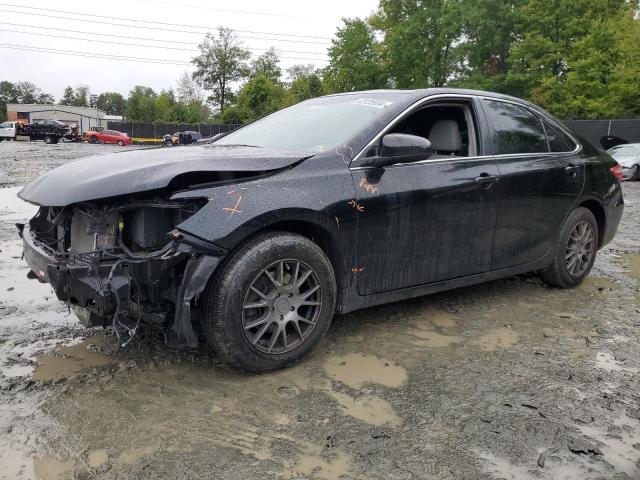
[610,164,624,181]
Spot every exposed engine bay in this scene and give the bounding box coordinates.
[15,145,314,353]
[20,196,220,348]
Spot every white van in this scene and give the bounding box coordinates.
[0,121,18,140]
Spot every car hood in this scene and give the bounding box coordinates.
[19,145,313,206]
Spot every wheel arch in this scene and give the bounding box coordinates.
[241,219,345,307]
[578,198,606,248]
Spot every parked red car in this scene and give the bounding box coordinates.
[85,129,132,146]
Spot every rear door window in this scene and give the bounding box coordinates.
[483,99,548,155]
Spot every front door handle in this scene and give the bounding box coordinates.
[474,173,499,188]
[565,164,579,177]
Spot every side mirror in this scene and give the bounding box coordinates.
[363,133,433,168]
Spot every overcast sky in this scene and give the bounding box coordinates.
[0,0,378,101]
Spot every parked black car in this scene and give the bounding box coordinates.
[18,89,624,371]
[23,120,71,143]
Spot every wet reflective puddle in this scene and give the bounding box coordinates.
[32,337,114,381]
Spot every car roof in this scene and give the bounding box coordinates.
[324,87,543,110]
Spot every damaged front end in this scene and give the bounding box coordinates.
[18,197,225,348]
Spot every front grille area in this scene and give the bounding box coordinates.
[69,208,118,254]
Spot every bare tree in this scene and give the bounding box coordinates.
[176,71,205,104]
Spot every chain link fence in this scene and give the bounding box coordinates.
[105,121,242,139]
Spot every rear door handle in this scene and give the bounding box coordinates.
[565,164,579,177]
[474,173,499,188]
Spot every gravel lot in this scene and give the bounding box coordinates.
[0,139,152,188]
[0,141,639,480]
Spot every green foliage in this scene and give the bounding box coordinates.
[96,92,126,116]
[609,13,640,118]
[0,81,54,122]
[319,0,638,119]
[371,0,464,88]
[233,75,287,122]
[71,85,89,107]
[125,85,158,122]
[155,89,176,121]
[250,48,282,83]
[60,86,75,106]
[323,18,387,93]
[219,104,251,125]
[288,70,323,104]
[60,85,90,107]
[123,84,210,123]
[529,10,640,119]
[192,27,251,114]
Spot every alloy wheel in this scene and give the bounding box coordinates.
[565,220,595,277]
[242,259,322,354]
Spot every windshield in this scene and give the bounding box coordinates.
[608,145,640,156]
[215,94,398,152]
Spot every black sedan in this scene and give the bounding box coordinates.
[24,119,70,135]
[22,120,71,143]
[17,89,624,371]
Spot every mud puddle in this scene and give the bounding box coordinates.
[0,446,75,480]
[624,253,640,281]
[32,337,115,381]
[323,352,408,389]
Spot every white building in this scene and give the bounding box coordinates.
[6,104,107,133]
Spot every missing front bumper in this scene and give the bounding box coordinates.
[21,225,222,347]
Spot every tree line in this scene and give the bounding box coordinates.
[0,81,54,122]
[192,1,639,121]
[324,0,640,119]
[2,0,638,124]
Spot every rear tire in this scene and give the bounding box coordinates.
[44,135,58,145]
[540,207,598,288]
[201,231,336,372]
[117,140,125,146]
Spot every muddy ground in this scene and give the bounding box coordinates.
[0,141,639,480]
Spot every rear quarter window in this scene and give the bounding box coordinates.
[542,119,577,152]
[483,99,548,155]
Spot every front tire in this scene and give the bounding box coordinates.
[540,207,598,288]
[201,231,336,372]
